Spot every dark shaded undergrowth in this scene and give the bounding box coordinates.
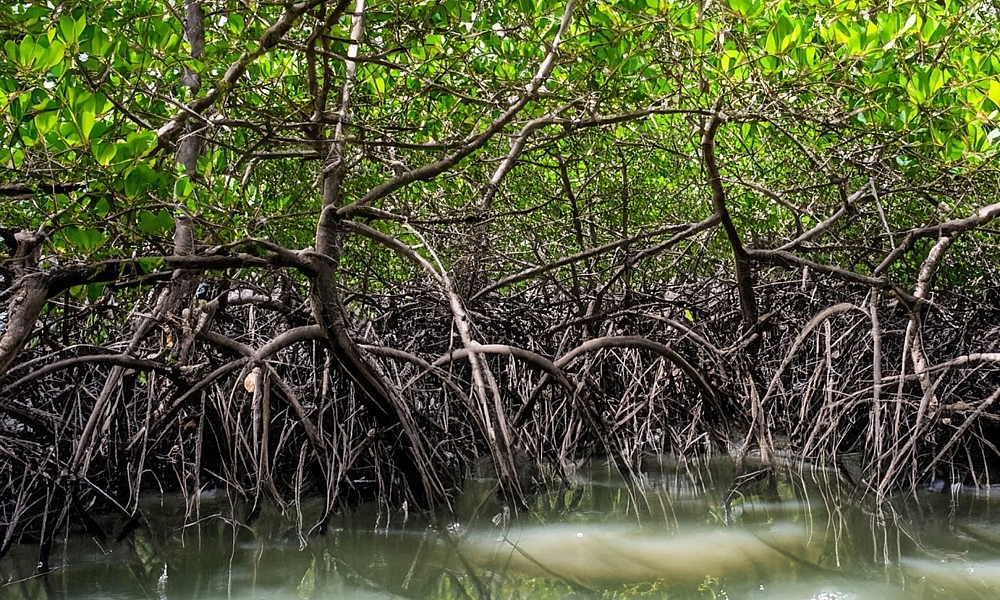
[3,268,1000,570]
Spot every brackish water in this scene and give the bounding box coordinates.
[4,456,1000,599]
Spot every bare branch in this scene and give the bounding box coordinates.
[431,341,578,396]
[156,0,339,149]
[875,201,1000,276]
[473,215,720,300]
[702,97,756,330]
[335,0,576,219]
[341,221,442,283]
[778,185,872,252]
[749,248,918,305]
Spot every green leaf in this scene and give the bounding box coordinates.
[129,131,158,157]
[18,35,36,68]
[173,175,194,199]
[900,13,919,36]
[39,40,66,71]
[728,0,750,16]
[124,166,152,198]
[59,15,77,43]
[74,14,87,40]
[847,30,863,55]
[228,14,245,33]
[764,29,778,55]
[87,283,104,302]
[987,79,1000,108]
[58,121,81,144]
[4,40,18,63]
[136,257,164,274]
[164,33,182,53]
[906,76,926,104]
[33,110,58,134]
[781,23,802,53]
[921,16,941,43]
[92,198,110,218]
[91,140,117,165]
[926,68,946,96]
[63,226,106,252]
[137,209,174,235]
[77,95,97,141]
[87,26,111,57]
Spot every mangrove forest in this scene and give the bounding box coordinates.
[3,0,1000,582]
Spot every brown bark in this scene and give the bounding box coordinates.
[702,99,757,333]
[0,231,47,377]
[0,275,48,377]
[306,1,447,507]
[69,2,209,479]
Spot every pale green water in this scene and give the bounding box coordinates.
[4,456,1000,599]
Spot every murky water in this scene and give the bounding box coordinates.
[4,456,1000,599]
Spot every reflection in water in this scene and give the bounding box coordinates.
[3,456,1000,599]
[456,523,823,586]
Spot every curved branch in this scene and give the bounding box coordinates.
[778,185,872,252]
[319,0,367,210]
[341,221,442,282]
[0,399,62,432]
[594,214,721,304]
[430,342,578,397]
[360,344,471,401]
[702,98,756,330]
[875,201,1000,276]
[250,325,326,363]
[553,336,716,404]
[480,116,555,210]
[202,326,329,454]
[510,334,718,430]
[405,225,524,501]
[926,352,1000,373]
[748,249,918,305]
[155,0,342,149]
[0,182,86,197]
[131,325,328,451]
[721,177,807,236]
[626,310,724,356]
[908,234,956,421]
[0,275,47,377]
[759,302,867,408]
[919,386,1000,482]
[126,356,249,451]
[0,242,311,403]
[472,216,718,300]
[2,354,184,395]
[336,0,576,219]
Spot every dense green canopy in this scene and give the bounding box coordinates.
[3,0,999,281]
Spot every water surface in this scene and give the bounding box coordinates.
[4,456,1000,599]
